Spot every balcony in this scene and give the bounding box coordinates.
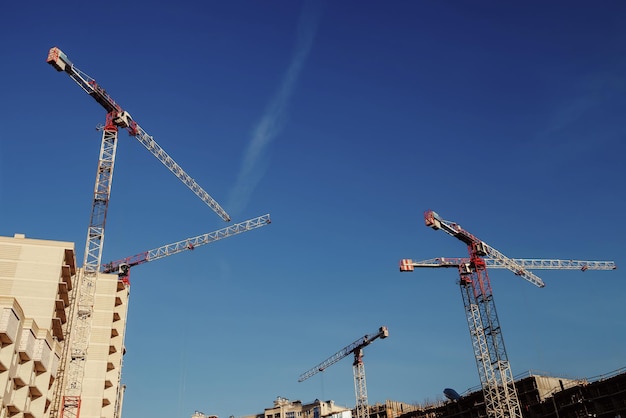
[33,339,52,373]
[51,318,64,341]
[61,264,73,291]
[29,385,43,399]
[55,300,67,324]
[0,307,20,345]
[5,403,20,416]
[64,248,76,276]
[58,282,69,306]
[49,352,60,379]
[18,331,36,362]
[13,375,28,388]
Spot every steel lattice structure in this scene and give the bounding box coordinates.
[101,214,271,277]
[298,326,389,418]
[399,209,616,418]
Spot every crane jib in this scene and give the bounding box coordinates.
[47,46,231,222]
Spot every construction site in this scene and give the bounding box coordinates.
[0,45,624,418]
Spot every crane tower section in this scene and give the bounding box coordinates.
[425,210,524,418]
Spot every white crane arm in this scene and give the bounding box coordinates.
[400,257,616,286]
[130,124,230,221]
[102,214,270,274]
[298,326,388,382]
[482,243,545,287]
[495,258,616,270]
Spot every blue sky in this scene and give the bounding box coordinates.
[1,1,625,418]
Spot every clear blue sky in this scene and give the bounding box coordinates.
[1,1,625,418]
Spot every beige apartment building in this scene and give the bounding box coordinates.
[0,234,129,418]
[240,397,352,418]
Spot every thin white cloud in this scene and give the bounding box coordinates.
[539,72,626,140]
[227,1,319,215]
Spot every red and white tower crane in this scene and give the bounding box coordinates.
[46,47,233,418]
[399,210,616,418]
[298,326,389,418]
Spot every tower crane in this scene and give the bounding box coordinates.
[399,210,617,418]
[46,46,232,418]
[298,326,389,418]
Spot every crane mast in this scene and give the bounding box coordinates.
[421,210,525,418]
[401,210,616,418]
[298,326,389,418]
[46,46,232,418]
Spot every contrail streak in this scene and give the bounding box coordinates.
[228,1,319,215]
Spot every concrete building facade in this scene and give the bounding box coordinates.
[0,234,129,418]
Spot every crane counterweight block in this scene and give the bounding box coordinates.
[399,259,415,272]
[47,47,68,71]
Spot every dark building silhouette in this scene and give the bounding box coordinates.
[390,368,626,418]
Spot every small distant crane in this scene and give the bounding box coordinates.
[298,326,389,418]
[399,210,616,418]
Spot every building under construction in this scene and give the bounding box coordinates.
[0,234,129,418]
[389,368,626,418]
